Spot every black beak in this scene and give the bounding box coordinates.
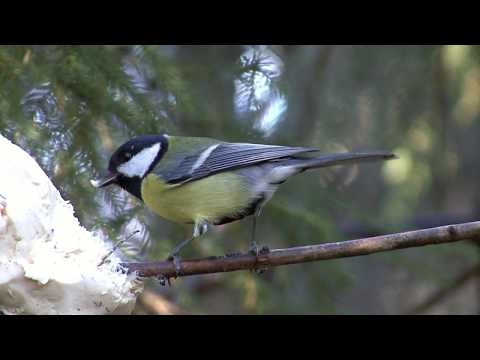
[90,171,118,188]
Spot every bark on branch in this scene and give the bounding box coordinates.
[122,221,480,280]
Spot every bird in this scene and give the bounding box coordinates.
[92,134,396,272]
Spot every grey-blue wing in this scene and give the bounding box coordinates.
[165,143,319,184]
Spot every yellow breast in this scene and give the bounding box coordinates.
[141,172,253,225]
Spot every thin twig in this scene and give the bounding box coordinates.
[98,230,140,267]
[407,263,480,315]
[121,221,480,280]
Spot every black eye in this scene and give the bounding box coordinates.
[124,152,132,159]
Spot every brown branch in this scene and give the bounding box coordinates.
[122,221,480,280]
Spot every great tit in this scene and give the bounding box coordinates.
[92,134,395,267]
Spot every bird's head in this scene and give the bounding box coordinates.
[91,134,168,199]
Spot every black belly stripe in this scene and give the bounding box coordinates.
[213,194,266,225]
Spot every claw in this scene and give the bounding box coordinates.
[248,242,259,256]
[249,243,270,257]
[259,245,270,255]
[254,267,267,275]
[157,274,172,287]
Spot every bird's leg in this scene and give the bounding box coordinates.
[249,213,270,255]
[167,237,193,277]
[248,215,270,274]
[248,215,259,256]
[157,274,172,287]
[167,222,208,278]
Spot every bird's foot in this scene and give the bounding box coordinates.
[259,245,270,256]
[248,243,270,275]
[248,242,270,256]
[167,253,183,278]
[157,274,172,287]
[249,242,260,256]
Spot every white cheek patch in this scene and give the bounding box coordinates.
[117,143,161,178]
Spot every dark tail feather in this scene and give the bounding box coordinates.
[291,151,397,171]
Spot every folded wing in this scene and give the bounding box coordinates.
[165,143,319,184]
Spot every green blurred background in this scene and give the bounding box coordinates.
[1,45,479,314]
